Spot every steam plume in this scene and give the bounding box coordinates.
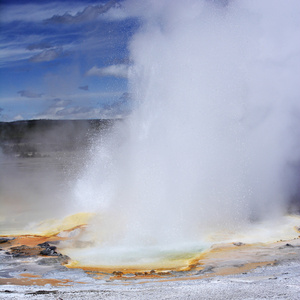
[74,0,300,251]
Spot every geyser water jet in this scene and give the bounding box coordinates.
[72,0,300,266]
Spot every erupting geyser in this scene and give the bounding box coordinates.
[71,0,300,267]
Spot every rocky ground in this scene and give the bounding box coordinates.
[1,233,300,299]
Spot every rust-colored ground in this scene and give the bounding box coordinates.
[0,277,73,287]
[1,217,299,286]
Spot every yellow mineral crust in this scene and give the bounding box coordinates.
[1,212,95,237]
[35,212,95,236]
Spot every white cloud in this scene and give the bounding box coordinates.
[1,1,125,24]
[29,47,63,62]
[27,42,53,51]
[0,91,122,105]
[36,105,103,120]
[45,0,118,24]
[0,38,73,67]
[0,45,33,66]
[86,64,129,78]
[0,3,87,23]
[51,98,71,107]
[13,114,24,121]
[53,106,126,119]
[100,5,130,21]
[34,91,129,120]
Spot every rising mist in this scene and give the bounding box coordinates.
[70,0,300,262]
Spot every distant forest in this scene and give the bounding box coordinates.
[0,119,115,155]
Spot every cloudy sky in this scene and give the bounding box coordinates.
[0,0,137,121]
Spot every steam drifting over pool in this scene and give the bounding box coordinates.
[71,0,300,266]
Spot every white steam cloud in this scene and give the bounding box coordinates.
[86,64,129,78]
[74,0,300,259]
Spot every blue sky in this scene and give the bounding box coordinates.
[0,0,138,121]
